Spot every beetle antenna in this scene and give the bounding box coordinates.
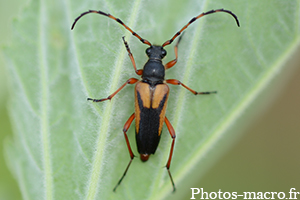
[71,10,152,46]
[162,9,240,47]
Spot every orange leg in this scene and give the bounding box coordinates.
[165,116,176,192]
[166,79,217,95]
[165,34,183,69]
[122,37,143,75]
[87,78,139,102]
[164,34,184,70]
[113,113,136,192]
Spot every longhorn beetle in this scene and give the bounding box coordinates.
[71,8,239,192]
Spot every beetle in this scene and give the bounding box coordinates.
[71,8,239,192]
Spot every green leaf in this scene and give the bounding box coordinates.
[4,0,299,199]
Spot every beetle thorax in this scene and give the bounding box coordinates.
[142,59,165,84]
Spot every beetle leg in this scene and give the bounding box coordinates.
[113,113,136,192]
[166,79,217,95]
[165,33,184,70]
[122,37,143,75]
[164,116,176,192]
[87,78,139,102]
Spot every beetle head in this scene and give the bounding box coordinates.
[145,45,167,59]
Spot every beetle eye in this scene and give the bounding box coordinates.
[146,48,151,55]
[161,49,167,57]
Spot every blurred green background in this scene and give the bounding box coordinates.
[0,0,23,199]
[1,0,299,200]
